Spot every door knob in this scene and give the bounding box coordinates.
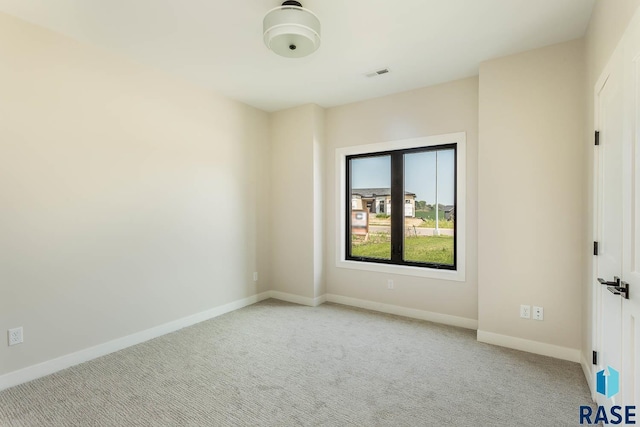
[598,276,620,286]
[606,282,629,300]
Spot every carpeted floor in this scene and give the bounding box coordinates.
[0,299,593,426]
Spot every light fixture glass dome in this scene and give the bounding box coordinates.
[263,1,321,58]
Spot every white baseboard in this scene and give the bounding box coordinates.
[325,294,478,330]
[0,291,271,392]
[268,291,325,307]
[476,330,581,363]
[0,290,584,392]
[315,293,327,305]
[581,353,596,400]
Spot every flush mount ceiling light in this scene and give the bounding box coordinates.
[263,1,321,58]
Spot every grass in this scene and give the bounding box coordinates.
[351,235,454,265]
[415,210,454,229]
[415,210,442,220]
[418,219,454,229]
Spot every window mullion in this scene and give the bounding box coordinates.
[390,152,404,263]
[346,156,353,258]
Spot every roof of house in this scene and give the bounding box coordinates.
[352,188,416,198]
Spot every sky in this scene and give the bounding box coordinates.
[350,148,455,205]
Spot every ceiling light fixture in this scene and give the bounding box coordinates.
[263,1,321,58]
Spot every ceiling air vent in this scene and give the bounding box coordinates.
[365,68,390,78]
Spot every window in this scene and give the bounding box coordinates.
[347,144,456,269]
[336,133,466,281]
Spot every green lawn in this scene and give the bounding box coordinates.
[351,235,453,265]
[415,210,454,229]
[415,210,443,220]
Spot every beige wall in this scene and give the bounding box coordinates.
[583,0,640,365]
[586,0,640,84]
[269,104,324,300]
[324,77,479,322]
[4,0,634,383]
[477,40,585,351]
[312,105,326,299]
[0,12,270,375]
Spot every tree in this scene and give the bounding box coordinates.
[415,200,427,210]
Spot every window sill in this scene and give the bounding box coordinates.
[336,259,465,281]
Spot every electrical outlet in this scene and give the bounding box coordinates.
[253,272,258,282]
[387,279,394,290]
[8,327,23,346]
[533,306,544,321]
[520,305,531,319]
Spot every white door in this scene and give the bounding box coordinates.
[621,10,640,407]
[594,47,624,411]
[594,8,640,410]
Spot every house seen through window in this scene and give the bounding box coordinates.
[347,144,456,269]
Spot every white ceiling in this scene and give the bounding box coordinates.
[0,0,596,112]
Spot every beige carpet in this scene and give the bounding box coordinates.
[0,299,592,426]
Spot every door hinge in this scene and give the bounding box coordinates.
[594,241,599,256]
[595,130,600,146]
[593,350,598,365]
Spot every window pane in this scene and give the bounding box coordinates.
[403,149,455,265]
[349,155,391,260]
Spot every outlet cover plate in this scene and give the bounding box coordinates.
[533,306,544,321]
[520,305,531,319]
[8,327,23,346]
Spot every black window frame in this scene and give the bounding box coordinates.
[345,143,457,270]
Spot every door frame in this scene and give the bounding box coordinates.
[591,45,624,401]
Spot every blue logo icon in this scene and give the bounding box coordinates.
[581,366,633,425]
[597,366,620,398]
